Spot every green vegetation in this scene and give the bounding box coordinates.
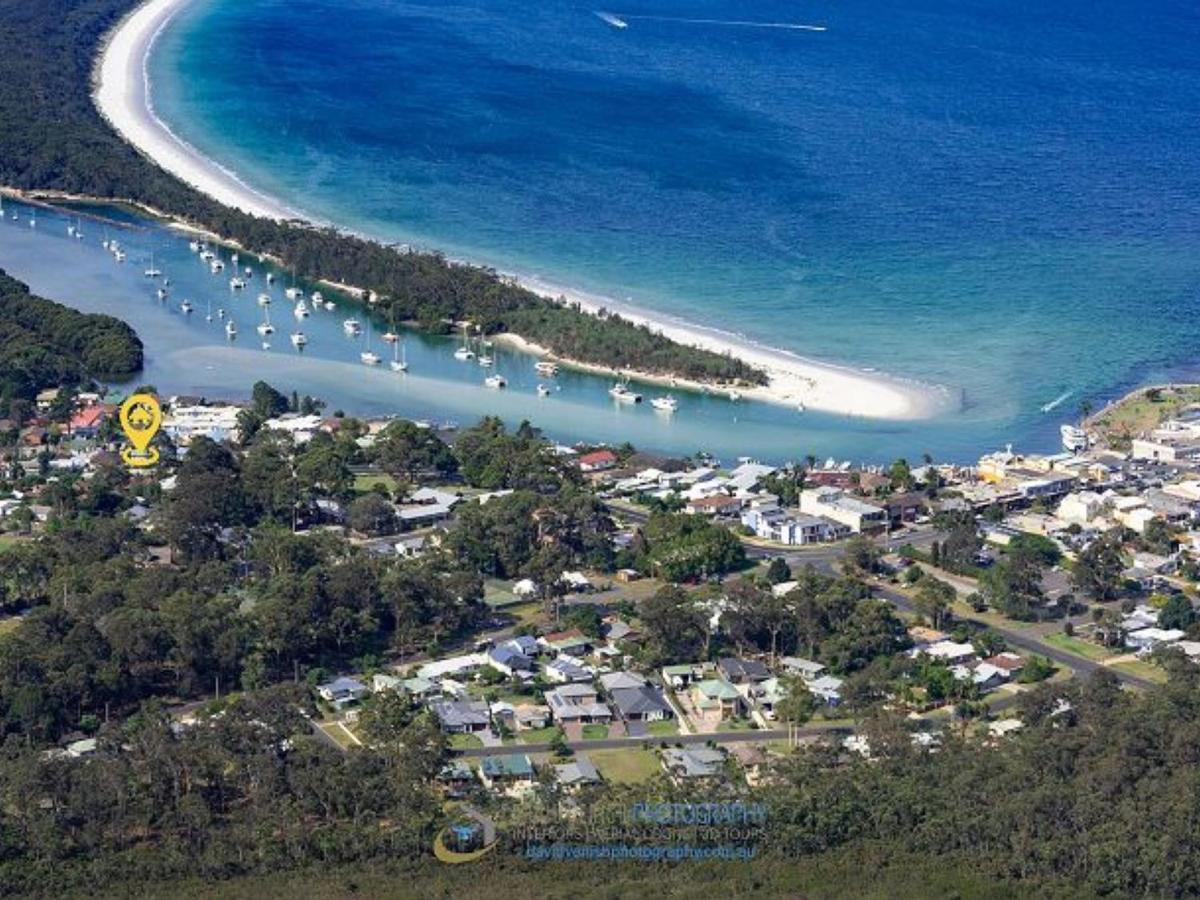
[0,269,142,409]
[1044,632,1115,662]
[0,0,765,388]
[1089,383,1200,447]
[587,748,661,784]
[580,723,608,740]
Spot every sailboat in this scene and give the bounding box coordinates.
[454,323,475,361]
[290,330,308,349]
[144,252,162,278]
[256,306,275,338]
[360,319,381,366]
[293,298,310,319]
[205,296,213,322]
[225,319,237,339]
[390,336,408,372]
[257,292,271,307]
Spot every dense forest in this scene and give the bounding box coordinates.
[0,0,765,386]
[0,268,142,405]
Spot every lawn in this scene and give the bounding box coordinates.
[1044,632,1115,661]
[317,722,359,751]
[517,726,563,745]
[353,473,398,495]
[0,534,27,552]
[581,724,609,740]
[717,718,758,732]
[588,748,662,784]
[448,733,484,750]
[645,719,679,737]
[1111,659,1169,684]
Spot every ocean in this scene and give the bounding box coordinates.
[85,0,1200,458]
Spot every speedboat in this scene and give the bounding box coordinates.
[311,291,324,305]
[382,331,399,344]
[484,374,507,389]
[343,318,362,335]
[652,395,679,413]
[323,299,337,310]
[188,240,200,252]
[535,361,559,376]
[266,272,275,284]
[609,382,642,404]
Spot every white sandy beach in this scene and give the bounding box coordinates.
[93,0,957,421]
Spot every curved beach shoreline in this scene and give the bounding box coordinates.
[92,0,957,421]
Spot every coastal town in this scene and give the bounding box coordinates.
[8,379,1200,796]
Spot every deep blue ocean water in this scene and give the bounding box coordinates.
[137,0,1200,457]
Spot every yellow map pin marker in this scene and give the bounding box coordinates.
[119,393,162,468]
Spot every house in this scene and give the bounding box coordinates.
[691,678,742,719]
[740,505,841,545]
[479,753,535,790]
[807,675,845,705]
[431,699,492,733]
[513,578,538,598]
[745,676,787,719]
[661,747,726,781]
[729,744,769,785]
[983,653,1025,678]
[685,495,744,518]
[513,704,551,730]
[1126,627,1185,653]
[884,492,926,528]
[545,684,613,724]
[780,657,826,681]
[539,628,592,656]
[578,449,618,473]
[918,640,977,665]
[396,487,460,528]
[545,656,592,684]
[661,663,709,689]
[1057,491,1107,526]
[417,653,486,681]
[717,657,771,685]
[602,619,640,645]
[488,644,536,677]
[599,671,647,692]
[799,488,887,533]
[554,753,602,788]
[559,571,594,593]
[316,676,368,708]
[437,760,476,797]
[610,685,674,722]
[67,405,107,438]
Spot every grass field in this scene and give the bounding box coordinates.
[581,724,608,740]
[517,726,563,745]
[587,748,661,784]
[1090,384,1200,446]
[353,473,399,495]
[448,733,484,750]
[1044,632,1116,661]
[645,719,679,737]
[1110,659,1169,684]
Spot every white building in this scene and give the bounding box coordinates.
[798,488,886,533]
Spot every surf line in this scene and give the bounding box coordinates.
[609,14,827,32]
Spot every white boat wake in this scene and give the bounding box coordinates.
[1040,390,1072,413]
[604,13,827,32]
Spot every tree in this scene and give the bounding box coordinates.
[980,547,1046,620]
[765,556,792,585]
[639,585,707,666]
[347,493,396,536]
[1073,532,1125,602]
[841,535,882,576]
[374,419,457,484]
[1158,594,1196,632]
[774,675,817,725]
[913,576,955,630]
[250,380,289,419]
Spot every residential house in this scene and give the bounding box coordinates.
[661,747,727,781]
[545,683,613,724]
[437,760,476,798]
[578,449,618,473]
[545,656,593,684]
[744,676,786,719]
[554,753,602,788]
[1127,627,1185,653]
[780,657,826,681]
[539,628,592,656]
[609,684,674,722]
[917,640,977,665]
[717,657,771,685]
[479,754,535,791]
[807,675,844,705]
[661,663,710,689]
[599,671,648,692]
[884,492,926,528]
[691,678,742,720]
[396,487,460,528]
[317,676,368,708]
[431,699,492,733]
[685,495,744,518]
[488,644,536,678]
[513,704,551,730]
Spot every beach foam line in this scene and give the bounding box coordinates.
[94,0,303,221]
[93,0,955,422]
